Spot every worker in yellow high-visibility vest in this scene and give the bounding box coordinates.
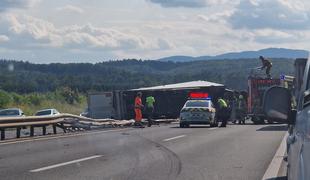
[146,94,156,127]
[217,97,228,127]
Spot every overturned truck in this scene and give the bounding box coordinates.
[87,81,226,120]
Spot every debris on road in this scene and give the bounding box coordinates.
[0,113,179,140]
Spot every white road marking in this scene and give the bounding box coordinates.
[163,135,186,142]
[209,127,218,130]
[0,129,126,146]
[30,155,103,172]
[262,132,288,180]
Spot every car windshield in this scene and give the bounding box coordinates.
[35,110,52,116]
[0,110,19,116]
[186,101,209,108]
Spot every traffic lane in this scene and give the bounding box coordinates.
[161,124,287,180]
[85,124,287,180]
[0,123,204,179]
[130,124,219,143]
[0,129,130,180]
[131,124,286,180]
[0,124,286,180]
[24,124,221,180]
[36,124,285,180]
[31,132,183,180]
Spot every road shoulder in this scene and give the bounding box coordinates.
[262,132,288,180]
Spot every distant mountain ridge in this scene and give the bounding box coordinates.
[158,48,309,62]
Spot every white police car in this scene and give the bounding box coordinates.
[179,97,217,128]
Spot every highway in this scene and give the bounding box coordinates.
[0,123,287,180]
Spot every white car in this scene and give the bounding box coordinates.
[179,99,217,128]
[0,108,25,117]
[35,109,60,116]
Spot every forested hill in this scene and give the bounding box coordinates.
[0,58,294,93]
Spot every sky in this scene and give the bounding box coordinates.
[0,0,310,63]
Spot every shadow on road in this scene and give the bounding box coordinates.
[266,176,287,180]
[170,125,213,129]
[256,125,288,131]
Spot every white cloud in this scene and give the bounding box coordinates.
[157,38,175,50]
[0,14,174,53]
[230,0,310,29]
[56,5,84,14]
[149,0,207,8]
[1,0,310,62]
[147,0,239,8]
[253,29,300,44]
[0,0,41,12]
[0,35,9,42]
[197,11,233,23]
[206,0,239,6]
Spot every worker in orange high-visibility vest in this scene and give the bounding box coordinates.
[134,92,144,127]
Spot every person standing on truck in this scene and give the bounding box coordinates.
[217,97,228,127]
[259,56,272,79]
[146,94,156,127]
[134,92,144,127]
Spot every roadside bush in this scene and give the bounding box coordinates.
[26,94,41,106]
[10,92,24,104]
[0,89,86,115]
[57,87,78,104]
[0,90,11,108]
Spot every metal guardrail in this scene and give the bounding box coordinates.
[0,114,178,141]
[0,114,130,140]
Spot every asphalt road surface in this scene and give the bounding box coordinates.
[0,123,287,180]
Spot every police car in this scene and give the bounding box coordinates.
[179,93,217,128]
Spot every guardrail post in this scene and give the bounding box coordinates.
[53,125,57,134]
[16,127,21,138]
[61,123,66,133]
[42,126,46,135]
[0,128,5,140]
[30,126,34,137]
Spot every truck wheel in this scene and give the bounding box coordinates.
[259,117,265,124]
[267,119,274,124]
[252,116,264,124]
[251,116,258,124]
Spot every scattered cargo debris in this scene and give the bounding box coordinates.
[0,114,178,141]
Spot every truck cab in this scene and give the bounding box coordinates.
[263,57,310,180]
[247,77,281,124]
